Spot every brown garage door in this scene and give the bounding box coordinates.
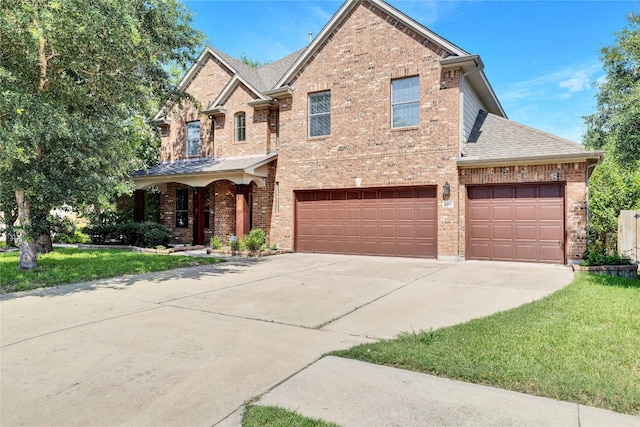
[295,187,437,258]
[467,184,565,263]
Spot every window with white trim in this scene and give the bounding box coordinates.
[175,188,188,228]
[391,76,419,128]
[235,112,246,142]
[309,91,331,137]
[186,121,200,157]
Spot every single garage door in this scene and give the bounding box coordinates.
[295,187,437,258]
[467,184,565,263]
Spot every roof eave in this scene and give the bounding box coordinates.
[441,55,506,118]
[457,151,605,168]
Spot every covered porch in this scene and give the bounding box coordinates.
[131,153,277,245]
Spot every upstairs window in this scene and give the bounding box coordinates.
[391,76,419,128]
[235,112,246,142]
[186,121,200,157]
[175,188,188,228]
[309,91,331,137]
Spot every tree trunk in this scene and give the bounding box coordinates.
[36,232,53,253]
[15,190,38,270]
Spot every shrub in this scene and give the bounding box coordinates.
[244,228,266,252]
[210,235,224,250]
[581,243,633,266]
[229,235,240,251]
[84,222,170,248]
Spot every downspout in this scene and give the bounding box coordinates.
[457,61,482,260]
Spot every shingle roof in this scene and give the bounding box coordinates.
[132,153,277,178]
[211,47,305,93]
[460,111,602,165]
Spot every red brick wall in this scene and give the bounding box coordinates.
[272,0,461,254]
[458,162,587,262]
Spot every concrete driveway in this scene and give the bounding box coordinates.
[1,254,572,426]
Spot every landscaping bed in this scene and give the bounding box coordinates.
[572,263,638,279]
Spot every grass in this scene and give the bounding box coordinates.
[0,247,225,293]
[331,273,640,416]
[242,405,340,427]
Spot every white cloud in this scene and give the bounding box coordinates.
[559,70,591,93]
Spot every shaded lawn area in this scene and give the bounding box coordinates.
[242,405,340,427]
[331,273,640,416]
[0,248,225,293]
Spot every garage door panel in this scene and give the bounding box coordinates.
[296,187,436,258]
[515,224,537,240]
[493,224,514,240]
[362,207,378,221]
[379,207,397,221]
[493,205,514,221]
[539,204,563,221]
[467,184,564,264]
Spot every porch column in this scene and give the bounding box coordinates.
[193,187,206,245]
[235,184,250,237]
[133,189,145,222]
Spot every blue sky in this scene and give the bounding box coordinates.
[184,0,638,143]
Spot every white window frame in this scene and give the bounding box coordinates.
[186,121,201,157]
[391,76,420,128]
[308,91,331,137]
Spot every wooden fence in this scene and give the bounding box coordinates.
[618,210,640,264]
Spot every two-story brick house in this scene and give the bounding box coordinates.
[132,0,602,264]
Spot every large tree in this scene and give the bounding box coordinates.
[0,0,203,268]
[584,9,640,250]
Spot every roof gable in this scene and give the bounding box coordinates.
[275,0,468,88]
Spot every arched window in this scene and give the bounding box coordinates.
[235,112,246,142]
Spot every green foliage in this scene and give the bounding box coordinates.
[584,11,640,167]
[587,153,640,247]
[0,248,224,293]
[210,235,224,250]
[229,235,240,251]
[239,52,271,68]
[0,0,204,267]
[581,243,633,266]
[84,222,170,248]
[242,405,340,427]
[244,228,266,251]
[332,273,640,415]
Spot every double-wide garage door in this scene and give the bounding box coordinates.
[295,187,437,258]
[467,184,565,264]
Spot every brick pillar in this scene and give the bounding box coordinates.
[235,185,250,237]
[193,187,206,245]
[133,190,145,222]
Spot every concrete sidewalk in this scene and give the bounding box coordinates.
[258,356,640,427]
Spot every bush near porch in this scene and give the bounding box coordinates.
[84,222,171,248]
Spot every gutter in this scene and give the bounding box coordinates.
[457,151,604,168]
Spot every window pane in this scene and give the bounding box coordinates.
[392,77,419,128]
[392,103,419,127]
[175,188,189,228]
[309,91,330,137]
[235,113,246,142]
[186,121,200,156]
[392,77,419,104]
[310,114,331,137]
[310,92,331,114]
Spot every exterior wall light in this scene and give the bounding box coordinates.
[443,181,451,200]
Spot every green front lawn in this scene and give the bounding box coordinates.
[331,273,640,416]
[0,248,224,293]
[242,405,340,427]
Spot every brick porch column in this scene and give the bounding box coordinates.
[235,184,250,237]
